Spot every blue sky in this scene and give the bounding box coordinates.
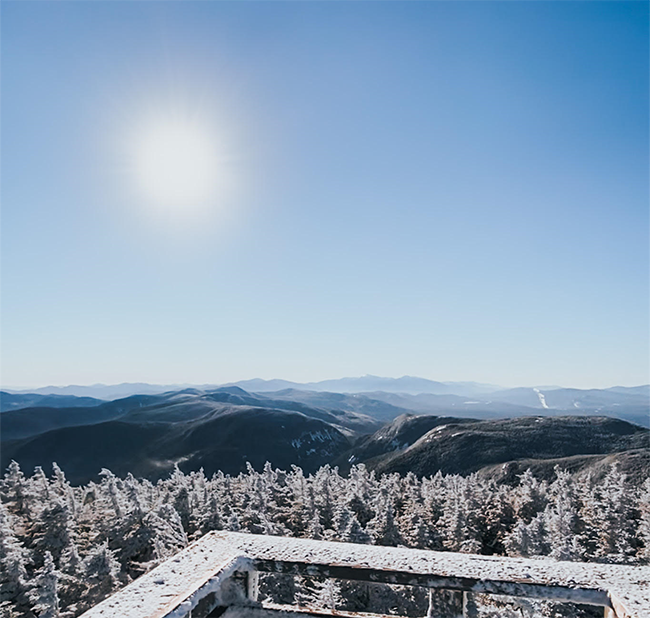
[2,1,648,389]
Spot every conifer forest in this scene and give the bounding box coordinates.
[1,461,649,617]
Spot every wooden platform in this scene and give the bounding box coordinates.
[81,531,650,618]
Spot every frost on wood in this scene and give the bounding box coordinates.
[83,531,650,618]
[80,537,254,618]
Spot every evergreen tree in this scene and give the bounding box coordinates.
[438,476,480,552]
[59,541,82,576]
[545,467,581,561]
[306,510,324,540]
[30,498,76,564]
[98,469,125,521]
[81,541,122,608]
[504,520,534,557]
[2,461,31,517]
[342,513,371,545]
[512,469,548,523]
[366,494,402,547]
[295,578,344,610]
[330,503,354,541]
[28,551,59,618]
[582,465,636,561]
[0,502,31,615]
[346,465,376,527]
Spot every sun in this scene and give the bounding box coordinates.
[132,118,219,209]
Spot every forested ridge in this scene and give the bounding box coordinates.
[1,461,649,617]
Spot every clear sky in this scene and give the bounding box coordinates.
[2,1,648,389]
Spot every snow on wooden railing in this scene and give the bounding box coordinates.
[81,531,650,618]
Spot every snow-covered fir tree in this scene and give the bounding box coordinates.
[28,551,59,618]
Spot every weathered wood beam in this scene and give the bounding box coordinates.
[81,533,649,618]
[251,559,613,609]
[247,570,260,602]
[163,560,257,618]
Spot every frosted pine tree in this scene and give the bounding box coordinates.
[122,473,148,521]
[346,465,376,527]
[2,461,32,517]
[81,541,122,609]
[421,471,446,532]
[504,520,535,557]
[578,465,636,561]
[295,578,344,611]
[49,463,68,495]
[226,510,241,532]
[286,466,316,536]
[342,513,371,544]
[366,494,402,547]
[28,551,59,618]
[147,504,188,556]
[480,483,516,555]
[398,506,433,549]
[398,474,439,550]
[312,579,344,610]
[196,494,224,536]
[30,467,51,503]
[305,510,324,540]
[511,469,548,523]
[59,541,82,576]
[311,466,337,530]
[51,463,80,521]
[545,467,581,561]
[329,503,354,541]
[438,475,481,552]
[0,502,31,616]
[98,469,125,521]
[30,498,76,563]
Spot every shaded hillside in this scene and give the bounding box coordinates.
[0,391,105,412]
[359,391,540,419]
[202,387,381,434]
[0,387,380,442]
[373,416,649,477]
[1,421,171,483]
[332,414,477,473]
[1,404,351,484]
[111,388,379,436]
[264,389,414,422]
[0,394,165,440]
[476,448,650,487]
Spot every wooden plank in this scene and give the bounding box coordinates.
[251,559,612,607]
[81,532,650,618]
[247,570,260,602]
[260,602,420,618]
[210,532,649,617]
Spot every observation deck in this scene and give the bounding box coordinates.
[82,531,650,618]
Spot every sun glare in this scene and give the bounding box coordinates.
[133,119,219,210]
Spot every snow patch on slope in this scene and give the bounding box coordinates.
[533,388,549,409]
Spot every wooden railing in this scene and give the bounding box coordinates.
[81,531,650,618]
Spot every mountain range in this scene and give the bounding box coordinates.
[1,383,648,485]
[5,377,647,426]
[1,376,503,399]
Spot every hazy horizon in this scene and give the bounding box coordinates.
[3,374,648,394]
[2,2,648,390]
